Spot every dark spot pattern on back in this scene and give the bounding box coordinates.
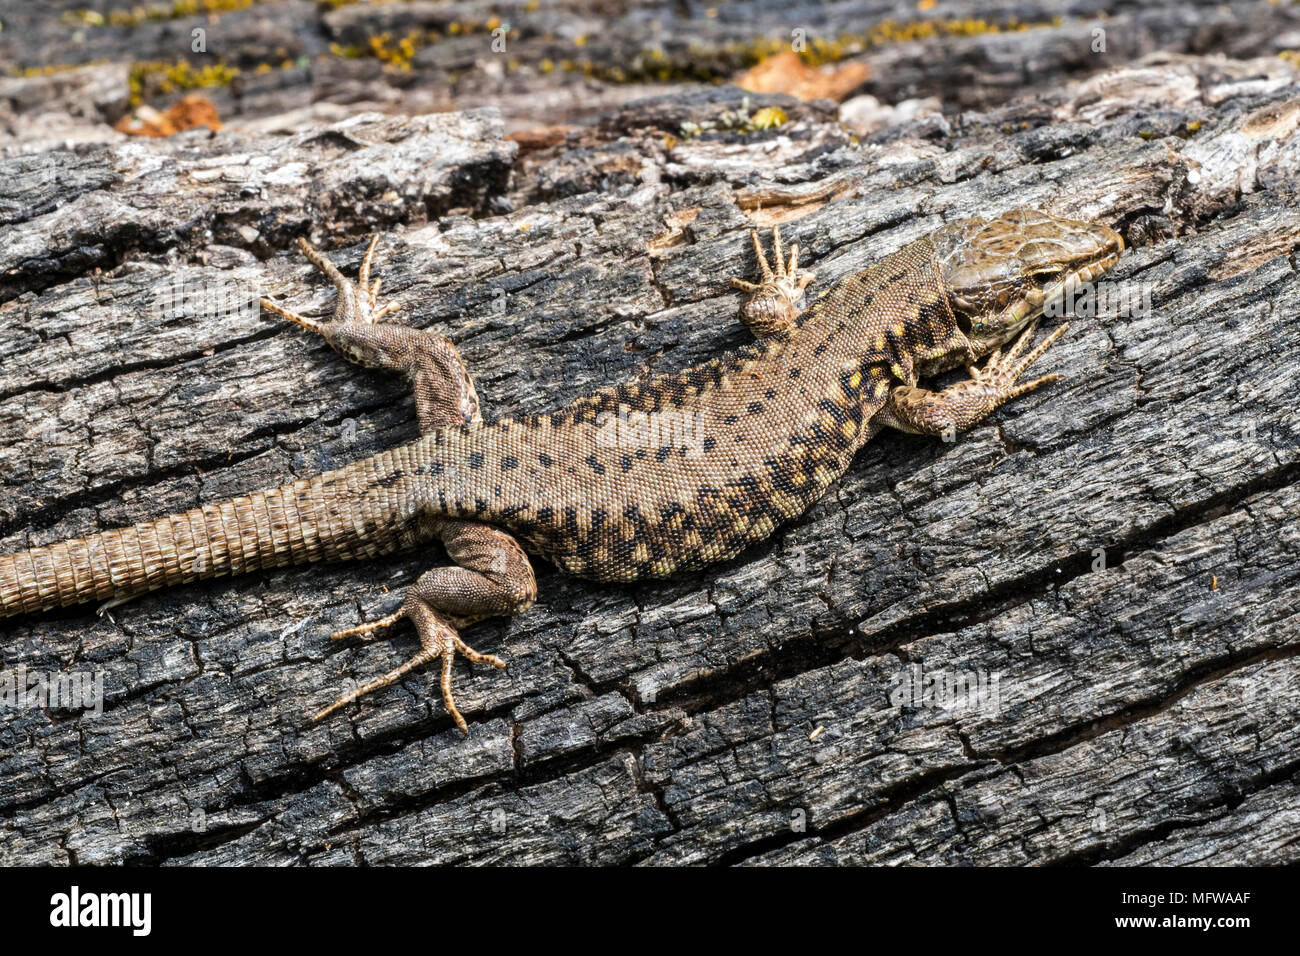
[418,231,972,583]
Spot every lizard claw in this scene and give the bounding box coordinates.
[260,233,404,336]
[971,320,1070,400]
[730,224,816,337]
[876,319,1071,437]
[313,594,505,733]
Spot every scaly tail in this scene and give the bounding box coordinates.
[0,450,425,619]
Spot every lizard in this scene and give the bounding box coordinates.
[0,207,1123,731]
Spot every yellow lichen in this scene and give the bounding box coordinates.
[127,58,241,107]
[63,0,265,29]
[40,8,1065,96]
[749,106,787,129]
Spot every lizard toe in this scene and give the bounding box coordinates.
[313,591,503,731]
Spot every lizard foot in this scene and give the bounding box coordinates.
[312,593,506,732]
[261,233,484,430]
[969,319,1070,401]
[730,225,815,336]
[261,233,403,335]
[878,319,1071,436]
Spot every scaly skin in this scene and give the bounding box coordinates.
[0,209,1124,729]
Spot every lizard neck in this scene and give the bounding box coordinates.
[787,234,969,451]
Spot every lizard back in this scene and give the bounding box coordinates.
[407,232,963,581]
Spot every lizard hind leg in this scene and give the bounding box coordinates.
[265,232,537,730]
[729,224,817,337]
[260,234,401,335]
[313,521,535,731]
[311,597,504,732]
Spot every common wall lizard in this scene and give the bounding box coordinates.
[0,209,1123,730]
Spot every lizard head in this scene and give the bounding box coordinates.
[935,208,1124,355]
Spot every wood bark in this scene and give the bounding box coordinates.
[2,3,1300,865]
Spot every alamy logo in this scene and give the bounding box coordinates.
[1043,280,1151,318]
[886,662,1003,717]
[150,275,258,327]
[0,666,103,715]
[49,886,151,936]
[593,405,707,457]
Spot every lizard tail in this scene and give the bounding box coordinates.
[0,457,414,619]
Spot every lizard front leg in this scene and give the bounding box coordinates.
[729,225,816,337]
[262,234,483,431]
[875,320,1069,436]
[262,234,535,730]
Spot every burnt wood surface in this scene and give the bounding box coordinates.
[2,2,1300,865]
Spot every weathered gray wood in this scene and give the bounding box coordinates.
[5,0,1300,135]
[3,14,1300,864]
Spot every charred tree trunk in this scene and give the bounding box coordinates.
[2,2,1300,864]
